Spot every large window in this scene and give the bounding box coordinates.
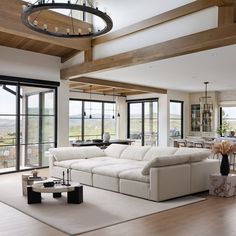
[0,77,58,174]
[169,101,183,145]
[69,99,116,143]
[220,106,236,136]
[128,99,158,146]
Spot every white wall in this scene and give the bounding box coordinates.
[94,0,196,31]
[58,80,70,147]
[0,46,60,82]
[93,7,218,60]
[116,96,127,139]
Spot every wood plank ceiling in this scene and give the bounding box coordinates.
[69,77,167,96]
[0,0,91,62]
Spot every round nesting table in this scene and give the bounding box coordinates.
[27,181,83,204]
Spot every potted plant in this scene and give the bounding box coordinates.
[212,141,236,176]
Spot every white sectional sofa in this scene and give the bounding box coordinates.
[49,144,219,201]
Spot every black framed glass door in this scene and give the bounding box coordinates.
[0,76,58,174]
[128,99,158,146]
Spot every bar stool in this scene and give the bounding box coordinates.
[176,139,186,148]
[193,140,204,148]
[186,140,194,148]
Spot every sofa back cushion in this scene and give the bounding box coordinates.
[141,154,190,175]
[104,144,128,158]
[174,148,210,162]
[120,146,150,161]
[49,146,105,162]
[143,147,178,161]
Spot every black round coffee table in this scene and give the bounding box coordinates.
[27,181,83,204]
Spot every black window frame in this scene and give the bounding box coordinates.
[169,100,184,139]
[69,98,116,141]
[0,75,59,175]
[127,98,159,146]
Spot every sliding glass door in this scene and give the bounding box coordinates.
[128,99,158,146]
[0,78,58,174]
[20,87,56,169]
[0,84,17,173]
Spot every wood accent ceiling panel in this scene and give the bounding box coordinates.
[0,31,80,58]
[70,77,167,95]
[0,0,91,51]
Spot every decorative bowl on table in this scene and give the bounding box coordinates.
[43,182,55,188]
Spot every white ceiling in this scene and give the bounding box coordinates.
[87,44,236,93]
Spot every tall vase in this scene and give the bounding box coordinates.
[220,154,230,176]
[103,132,110,142]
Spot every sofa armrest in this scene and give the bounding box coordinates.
[149,164,191,201]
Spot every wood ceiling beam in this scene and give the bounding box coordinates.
[0,0,91,51]
[61,50,81,63]
[61,24,236,79]
[69,83,89,89]
[218,5,235,26]
[92,0,234,46]
[70,77,167,94]
[88,86,113,92]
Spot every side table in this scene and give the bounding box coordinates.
[209,174,236,197]
[21,174,47,196]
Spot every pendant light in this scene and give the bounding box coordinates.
[89,85,92,119]
[112,88,115,119]
[199,82,213,132]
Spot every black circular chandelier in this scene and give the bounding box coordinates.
[21,0,113,38]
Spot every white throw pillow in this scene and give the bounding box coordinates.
[120,146,150,161]
[189,151,210,162]
[104,144,128,158]
[141,154,190,175]
[49,146,105,161]
[143,147,178,161]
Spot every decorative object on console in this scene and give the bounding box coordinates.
[21,0,113,38]
[212,141,236,176]
[31,169,38,178]
[103,132,110,142]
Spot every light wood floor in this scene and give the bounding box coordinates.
[0,169,236,236]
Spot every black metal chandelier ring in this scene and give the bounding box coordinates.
[21,2,113,38]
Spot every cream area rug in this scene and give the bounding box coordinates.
[0,179,205,236]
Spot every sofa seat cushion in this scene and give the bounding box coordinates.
[54,159,82,168]
[120,146,150,161]
[119,168,150,183]
[92,162,147,178]
[143,147,178,161]
[71,158,132,172]
[142,154,190,175]
[104,144,128,158]
[174,148,210,162]
[49,146,105,161]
